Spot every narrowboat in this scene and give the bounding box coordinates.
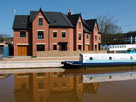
[62,53,136,68]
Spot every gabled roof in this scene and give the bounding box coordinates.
[84,19,97,31]
[30,8,50,23]
[12,9,98,31]
[29,11,73,27]
[83,26,90,33]
[67,14,81,27]
[83,20,92,33]
[12,15,29,30]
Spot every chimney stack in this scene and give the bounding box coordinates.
[68,9,72,15]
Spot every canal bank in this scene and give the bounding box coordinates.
[0,56,79,69]
[0,51,106,69]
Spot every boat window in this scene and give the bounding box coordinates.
[90,57,93,60]
[130,56,133,60]
[109,57,112,60]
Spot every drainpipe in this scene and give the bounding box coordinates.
[48,26,50,51]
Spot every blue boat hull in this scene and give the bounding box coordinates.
[62,61,136,68]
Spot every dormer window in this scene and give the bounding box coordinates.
[79,22,81,28]
[39,18,43,26]
[23,20,26,24]
[87,33,89,39]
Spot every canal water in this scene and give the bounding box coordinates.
[0,66,136,102]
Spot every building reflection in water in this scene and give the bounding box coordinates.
[14,72,99,102]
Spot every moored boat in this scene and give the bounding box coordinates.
[62,53,136,68]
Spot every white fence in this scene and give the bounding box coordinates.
[108,44,136,52]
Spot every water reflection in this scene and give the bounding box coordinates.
[0,67,136,102]
[14,72,84,102]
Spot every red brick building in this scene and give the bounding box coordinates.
[13,8,101,56]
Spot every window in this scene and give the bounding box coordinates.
[53,32,57,38]
[38,31,44,39]
[20,31,26,37]
[53,72,57,76]
[53,45,57,50]
[37,45,45,51]
[90,57,93,60]
[62,81,66,88]
[59,43,67,51]
[39,95,43,102]
[95,35,97,41]
[39,18,43,26]
[87,33,89,39]
[79,33,81,40]
[62,32,66,38]
[54,81,58,88]
[109,57,112,60]
[79,22,81,28]
[78,45,82,51]
[37,73,45,77]
[38,81,44,90]
[95,45,97,51]
[21,83,27,89]
[95,26,97,31]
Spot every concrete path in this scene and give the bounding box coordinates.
[0,56,79,69]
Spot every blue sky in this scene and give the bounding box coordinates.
[1,0,136,36]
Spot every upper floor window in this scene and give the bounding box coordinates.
[95,25,97,31]
[20,31,26,37]
[87,33,89,39]
[39,18,43,26]
[95,35,97,41]
[38,31,44,39]
[62,32,66,38]
[79,22,81,28]
[38,81,44,90]
[37,73,45,78]
[79,33,81,40]
[53,32,57,38]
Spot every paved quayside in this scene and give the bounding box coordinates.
[0,60,63,69]
[0,56,79,69]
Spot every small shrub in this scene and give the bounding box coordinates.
[31,56,37,58]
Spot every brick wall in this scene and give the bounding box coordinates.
[14,30,31,56]
[32,11,49,56]
[49,27,74,51]
[83,33,91,51]
[74,17,84,51]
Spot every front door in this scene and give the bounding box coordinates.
[85,45,89,51]
[59,44,67,51]
[18,45,28,56]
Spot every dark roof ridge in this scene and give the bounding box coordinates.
[60,13,73,27]
[31,8,50,23]
[45,11,61,13]
[69,13,81,16]
[85,19,97,21]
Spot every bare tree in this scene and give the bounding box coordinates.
[0,34,11,42]
[97,16,122,45]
